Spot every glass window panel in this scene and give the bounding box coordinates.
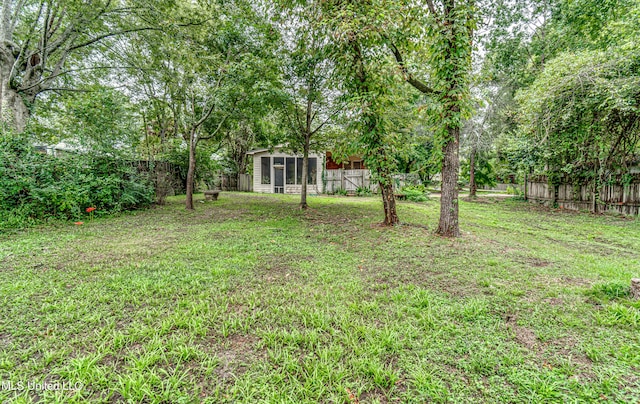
[308,158,317,184]
[286,158,295,184]
[296,158,303,185]
[261,157,270,184]
[274,157,284,165]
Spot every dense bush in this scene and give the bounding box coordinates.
[0,134,154,229]
[400,185,429,202]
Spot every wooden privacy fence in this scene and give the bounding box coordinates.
[217,174,253,192]
[393,173,422,189]
[324,170,421,194]
[133,160,185,199]
[324,169,376,193]
[482,183,523,192]
[526,175,640,216]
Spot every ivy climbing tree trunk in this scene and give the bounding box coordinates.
[319,0,402,225]
[389,0,475,236]
[352,41,399,226]
[438,124,461,236]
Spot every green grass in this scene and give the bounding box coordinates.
[1,193,639,403]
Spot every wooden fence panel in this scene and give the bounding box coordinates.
[217,174,253,192]
[482,183,523,191]
[324,170,426,194]
[238,174,253,192]
[526,176,640,216]
[324,169,378,193]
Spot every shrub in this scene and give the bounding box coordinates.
[0,134,154,229]
[506,185,523,196]
[356,186,373,197]
[401,185,429,202]
[402,184,427,193]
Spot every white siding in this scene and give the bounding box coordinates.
[252,153,272,193]
[249,148,323,194]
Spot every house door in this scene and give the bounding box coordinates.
[274,167,284,194]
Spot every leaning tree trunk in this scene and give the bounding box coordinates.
[300,135,310,210]
[469,147,477,197]
[379,180,399,226]
[185,131,197,210]
[368,145,399,226]
[436,125,460,237]
[348,39,399,225]
[373,149,400,226]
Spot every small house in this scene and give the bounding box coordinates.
[247,146,323,194]
[325,152,366,170]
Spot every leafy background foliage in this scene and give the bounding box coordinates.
[0,134,154,230]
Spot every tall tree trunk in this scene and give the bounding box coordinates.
[1,3,37,133]
[434,0,470,238]
[380,180,399,225]
[436,125,460,237]
[300,134,309,209]
[469,146,477,197]
[0,46,30,133]
[185,131,197,210]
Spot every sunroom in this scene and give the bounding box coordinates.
[247,146,323,194]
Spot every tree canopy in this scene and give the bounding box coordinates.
[2,0,638,230]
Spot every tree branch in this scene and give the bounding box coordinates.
[310,114,332,136]
[425,0,439,17]
[198,114,230,141]
[68,26,162,52]
[389,41,439,96]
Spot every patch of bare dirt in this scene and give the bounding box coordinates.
[504,315,597,382]
[547,336,592,366]
[505,315,538,350]
[512,255,554,268]
[560,276,593,287]
[534,274,593,288]
[209,334,263,382]
[358,387,392,403]
[0,333,12,349]
[530,259,552,267]
[543,297,565,306]
[253,254,316,285]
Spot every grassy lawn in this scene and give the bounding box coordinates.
[1,193,639,403]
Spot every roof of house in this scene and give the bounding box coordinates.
[246,144,285,155]
[246,144,325,156]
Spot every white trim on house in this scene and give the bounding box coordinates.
[249,146,324,194]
